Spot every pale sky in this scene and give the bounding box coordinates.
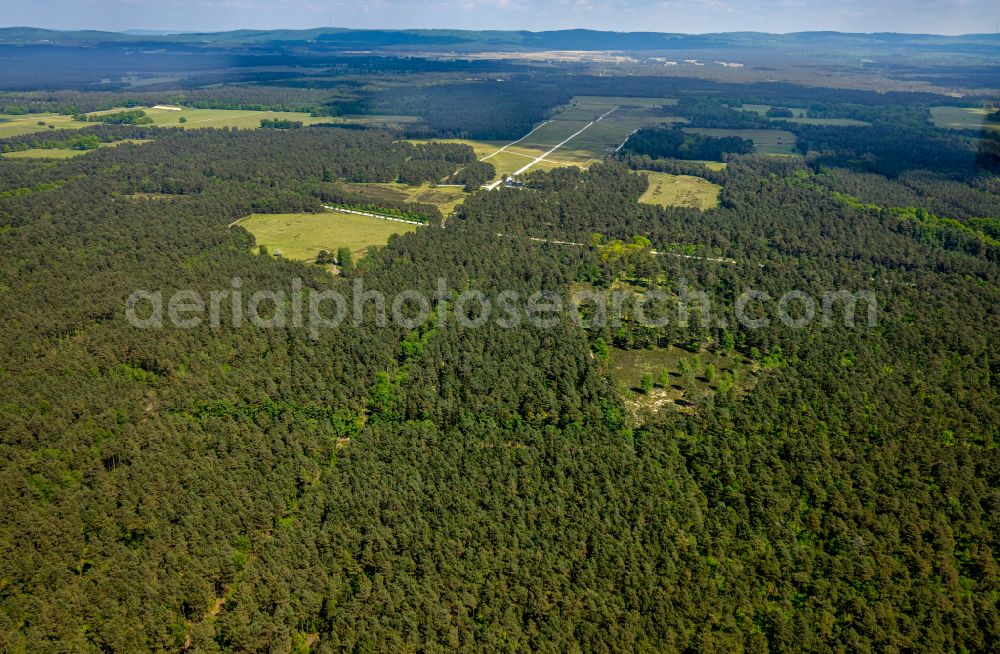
[3,0,999,35]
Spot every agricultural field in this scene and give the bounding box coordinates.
[929,106,1000,131]
[0,113,93,138]
[683,127,798,154]
[336,182,469,215]
[637,171,721,209]
[607,345,751,417]
[1,138,152,159]
[239,210,418,262]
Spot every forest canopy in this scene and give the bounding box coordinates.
[0,34,998,653]
[622,126,755,161]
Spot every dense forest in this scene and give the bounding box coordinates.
[622,126,754,161]
[0,37,999,653]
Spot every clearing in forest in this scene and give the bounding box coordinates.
[929,106,1000,131]
[682,127,798,154]
[0,107,354,137]
[142,108,419,130]
[335,182,469,215]
[637,171,721,210]
[607,345,752,418]
[0,113,94,138]
[240,211,418,262]
[740,104,871,126]
[136,107,332,129]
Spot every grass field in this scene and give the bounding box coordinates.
[3,148,88,159]
[144,108,420,130]
[0,113,93,138]
[694,160,728,171]
[638,171,720,210]
[125,107,333,129]
[496,152,585,178]
[682,127,798,154]
[411,138,585,181]
[336,182,469,214]
[0,107,344,137]
[240,211,418,262]
[482,142,575,177]
[2,138,152,159]
[407,138,538,181]
[930,106,1000,131]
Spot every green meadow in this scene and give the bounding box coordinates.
[0,113,93,138]
[239,210,419,262]
[930,106,1000,131]
[637,171,721,210]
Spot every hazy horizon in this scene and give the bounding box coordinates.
[4,1,999,37]
[6,25,1000,38]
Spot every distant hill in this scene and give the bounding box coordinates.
[1,26,998,54]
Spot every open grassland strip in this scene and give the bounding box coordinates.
[0,113,92,138]
[480,120,553,161]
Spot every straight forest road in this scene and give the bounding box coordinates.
[483,107,617,190]
[479,120,552,163]
[321,206,425,226]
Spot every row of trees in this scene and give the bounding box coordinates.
[73,109,153,125]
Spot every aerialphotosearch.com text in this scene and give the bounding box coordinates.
[126,277,877,340]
